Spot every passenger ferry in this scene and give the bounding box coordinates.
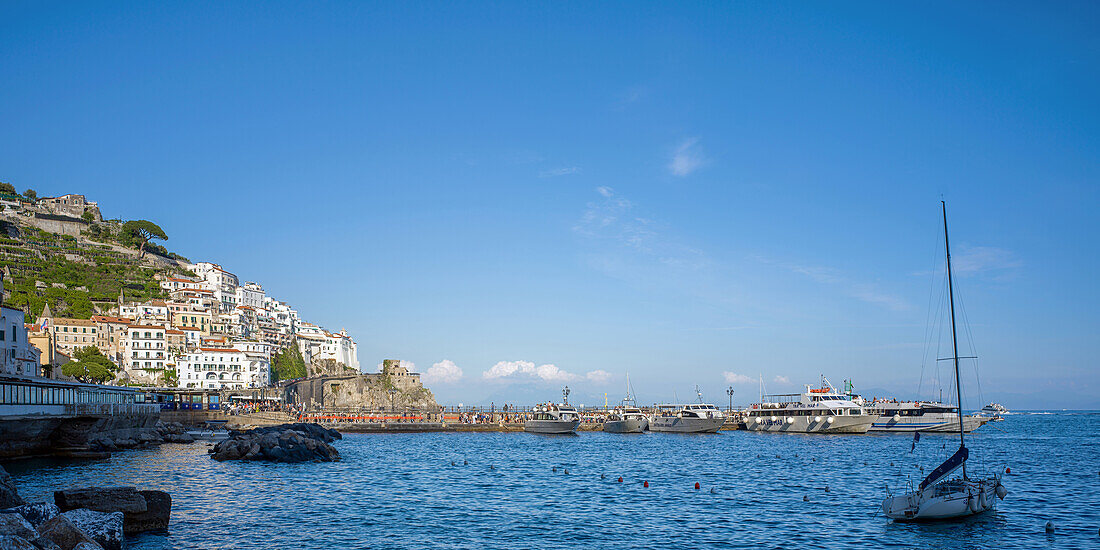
[980,403,1009,416]
[603,405,649,433]
[744,378,874,434]
[649,403,724,433]
[863,400,991,433]
[524,403,581,434]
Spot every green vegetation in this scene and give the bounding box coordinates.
[62,346,119,383]
[121,220,168,259]
[0,182,15,195]
[23,189,36,201]
[271,341,308,381]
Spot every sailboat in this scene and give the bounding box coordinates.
[880,202,1008,521]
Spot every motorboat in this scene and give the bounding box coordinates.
[603,406,648,433]
[524,402,581,434]
[980,403,1008,415]
[864,400,992,433]
[881,202,1007,521]
[744,377,874,434]
[650,388,725,434]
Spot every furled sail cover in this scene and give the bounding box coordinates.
[919,446,968,491]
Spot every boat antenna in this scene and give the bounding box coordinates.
[695,385,703,403]
[942,201,967,478]
[562,385,570,405]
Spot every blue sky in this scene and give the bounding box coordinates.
[2,2,1097,408]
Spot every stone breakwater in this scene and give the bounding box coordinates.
[1,466,170,550]
[86,421,194,453]
[209,423,342,463]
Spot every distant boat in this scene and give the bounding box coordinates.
[524,403,581,434]
[980,403,1009,419]
[881,202,1007,521]
[864,400,992,433]
[604,374,648,433]
[649,387,724,433]
[744,377,874,434]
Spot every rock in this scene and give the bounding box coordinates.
[54,487,147,515]
[0,512,37,539]
[72,543,104,550]
[210,423,340,463]
[136,431,160,443]
[163,433,194,444]
[36,514,99,550]
[30,535,63,550]
[0,535,39,549]
[2,502,60,529]
[60,510,121,550]
[123,491,170,535]
[0,466,25,509]
[112,439,136,449]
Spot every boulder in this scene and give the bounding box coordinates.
[122,491,170,534]
[0,535,39,549]
[54,487,147,515]
[30,535,63,550]
[0,512,37,539]
[36,515,99,550]
[60,510,121,550]
[2,502,60,529]
[112,439,136,449]
[210,423,340,463]
[0,466,25,509]
[136,431,160,443]
[163,433,194,444]
[72,543,104,550]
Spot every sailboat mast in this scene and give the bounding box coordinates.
[942,201,967,465]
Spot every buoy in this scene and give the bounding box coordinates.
[552,467,557,473]
[1006,467,1011,474]
[1045,521,1055,533]
[709,488,716,494]
[489,465,495,470]
[564,469,569,475]
[463,460,468,466]
[824,485,830,493]
[601,474,606,480]
[694,482,700,490]
[775,454,781,459]
[803,495,809,502]
[451,461,455,466]
[996,484,1008,500]
[643,481,649,488]
[617,476,623,483]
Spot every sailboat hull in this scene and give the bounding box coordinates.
[882,477,1002,521]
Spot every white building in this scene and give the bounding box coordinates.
[178,347,267,389]
[1,304,41,376]
[192,262,239,313]
[124,324,167,371]
[235,282,265,309]
[297,325,359,371]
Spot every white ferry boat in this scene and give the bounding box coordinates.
[524,403,581,434]
[649,403,724,433]
[980,403,1009,415]
[744,378,874,434]
[864,400,992,433]
[602,406,648,433]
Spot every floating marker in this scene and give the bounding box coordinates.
[694,482,700,490]
[803,495,809,502]
[552,467,557,473]
[1045,521,1055,533]
[564,469,569,475]
[463,460,468,466]
[824,485,830,493]
[617,476,623,483]
[451,461,455,466]
[709,488,716,494]
[1006,467,1011,474]
[601,474,605,480]
[643,481,649,488]
[489,465,494,470]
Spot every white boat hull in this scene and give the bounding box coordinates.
[524,419,580,434]
[745,414,874,434]
[882,477,1002,521]
[603,417,648,433]
[869,414,990,433]
[649,416,723,433]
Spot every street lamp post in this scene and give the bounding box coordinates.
[726,386,735,414]
[562,386,570,404]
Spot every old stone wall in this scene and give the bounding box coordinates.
[283,372,438,411]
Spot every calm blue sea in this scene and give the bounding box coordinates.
[6,412,1099,549]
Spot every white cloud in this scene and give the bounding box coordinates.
[669,137,704,177]
[482,360,577,382]
[539,166,580,178]
[952,246,1022,276]
[596,185,613,198]
[586,370,613,383]
[422,359,463,384]
[723,372,753,384]
[773,375,791,384]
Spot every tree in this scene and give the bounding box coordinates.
[121,220,168,259]
[24,189,36,201]
[271,341,307,382]
[160,368,179,387]
[62,346,119,384]
[0,182,15,195]
[82,211,94,223]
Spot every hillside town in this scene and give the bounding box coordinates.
[0,191,360,390]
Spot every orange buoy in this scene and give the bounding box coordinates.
[643,481,649,488]
[1006,467,1012,474]
[695,482,700,490]
[617,476,623,483]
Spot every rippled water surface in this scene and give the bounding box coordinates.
[7,412,1099,549]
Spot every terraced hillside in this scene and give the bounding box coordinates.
[0,220,191,318]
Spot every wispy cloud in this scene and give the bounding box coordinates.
[758,256,911,311]
[482,360,576,382]
[773,375,791,384]
[952,246,1022,277]
[669,137,704,177]
[539,166,581,178]
[586,370,613,383]
[422,359,463,384]
[723,372,753,383]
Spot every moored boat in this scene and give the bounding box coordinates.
[864,400,991,433]
[649,403,724,433]
[524,402,581,434]
[603,406,649,433]
[744,378,874,434]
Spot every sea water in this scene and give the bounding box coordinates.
[7,412,1098,549]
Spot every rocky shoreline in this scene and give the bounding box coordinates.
[2,466,169,550]
[85,421,195,454]
[209,423,342,462]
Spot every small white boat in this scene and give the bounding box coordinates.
[881,202,1008,521]
[603,406,649,433]
[524,403,581,434]
[650,387,725,434]
[744,378,875,434]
